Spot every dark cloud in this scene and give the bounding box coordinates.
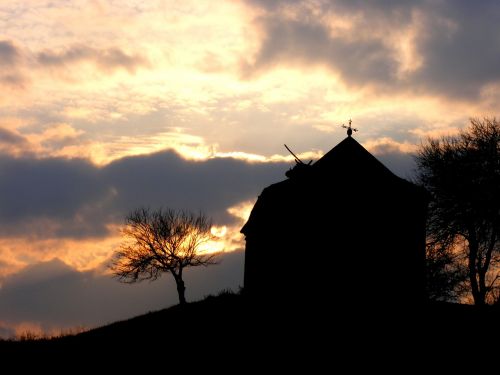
[0,73,27,88]
[243,0,500,99]
[37,45,149,73]
[0,251,244,337]
[0,156,109,238]
[103,152,290,224]
[246,0,416,11]
[326,0,418,13]
[411,1,500,98]
[0,127,32,156]
[0,127,27,146]
[372,147,416,180]
[0,40,20,66]
[243,16,397,86]
[243,0,303,11]
[0,150,289,239]
[0,40,27,88]
[0,325,15,340]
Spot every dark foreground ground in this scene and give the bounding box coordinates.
[1,292,499,366]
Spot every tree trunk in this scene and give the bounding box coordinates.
[478,267,488,306]
[468,237,484,305]
[176,278,187,305]
[478,229,499,305]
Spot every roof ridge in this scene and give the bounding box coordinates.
[313,137,391,171]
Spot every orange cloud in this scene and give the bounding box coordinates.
[410,126,461,140]
[364,137,418,155]
[0,233,120,280]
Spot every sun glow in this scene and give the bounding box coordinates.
[196,225,228,255]
[197,200,256,255]
[227,200,255,223]
[211,225,228,237]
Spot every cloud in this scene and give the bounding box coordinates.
[102,150,291,225]
[410,1,500,98]
[243,16,397,86]
[0,73,27,88]
[0,40,27,89]
[0,127,33,156]
[367,139,417,179]
[242,0,500,99]
[0,123,89,160]
[29,123,86,154]
[0,252,244,337]
[0,156,110,238]
[1,39,149,90]
[365,137,417,155]
[0,40,20,66]
[37,45,149,73]
[0,127,26,146]
[0,149,289,239]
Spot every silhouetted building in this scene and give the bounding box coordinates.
[241,135,428,306]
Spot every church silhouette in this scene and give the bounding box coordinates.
[241,129,429,306]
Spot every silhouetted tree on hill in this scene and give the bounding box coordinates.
[110,208,219,304]
[425,242,467,302]
[416,118,500,305]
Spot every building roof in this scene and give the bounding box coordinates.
[241,136,427,236]
[313,136,392,174]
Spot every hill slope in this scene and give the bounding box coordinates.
[2,292,500,362]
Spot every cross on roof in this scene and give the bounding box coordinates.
[342,119,358,137]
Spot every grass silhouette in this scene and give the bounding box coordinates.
[1,290,500,363]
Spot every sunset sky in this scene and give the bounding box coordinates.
[1,0,499,337]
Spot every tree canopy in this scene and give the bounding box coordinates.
[416,118,500,305]
[111,208,219,304]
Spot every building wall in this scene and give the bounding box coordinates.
[243,180,428,306]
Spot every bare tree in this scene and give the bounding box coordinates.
[425,241,467,302]
[416,118,500,305]
[111,208,219,305]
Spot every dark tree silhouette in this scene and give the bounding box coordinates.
[416,118,500,305]
[111,208,219,305]
[425,242,467,302]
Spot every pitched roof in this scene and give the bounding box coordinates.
[241,136,427,235]
[313,136,393,175]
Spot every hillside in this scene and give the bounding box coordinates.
[1,292,500,361]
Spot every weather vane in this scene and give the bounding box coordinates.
[342,119,358,137]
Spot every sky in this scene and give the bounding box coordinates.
[0,0,499,337]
